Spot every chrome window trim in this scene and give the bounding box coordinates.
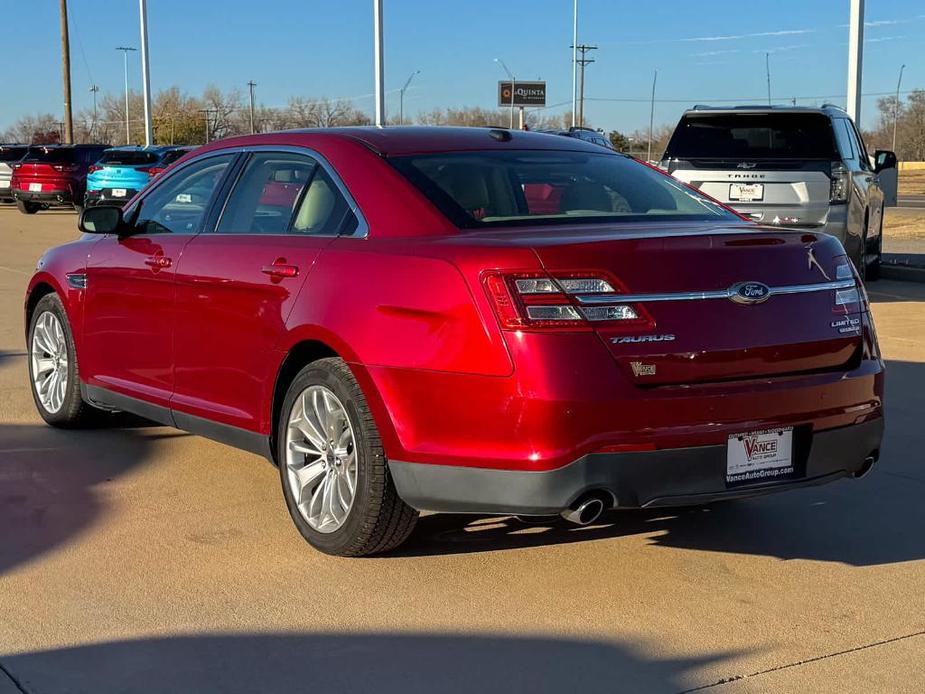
[575,279,856,305]
[212,145,368,238]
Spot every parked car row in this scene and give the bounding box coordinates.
[1,143,195,214]
[26,123,884,556]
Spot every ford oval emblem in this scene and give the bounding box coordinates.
[729,281,771,305]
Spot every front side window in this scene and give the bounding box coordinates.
[217,152,355,236]
[131,154,234,235]
[391,150,736,230]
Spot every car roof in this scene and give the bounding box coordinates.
[683,104,847,117]
[246,126,611,156]
[103,145,187,153]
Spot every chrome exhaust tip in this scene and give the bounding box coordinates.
[561,497,606,526]
[853,455,877,479]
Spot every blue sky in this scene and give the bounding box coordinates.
[1,0,923,134]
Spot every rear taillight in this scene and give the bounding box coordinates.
[833,261,868,314]
[830,162,850,204]
[146,166,165,177]
[88,165,102,173]
[482,271,652,331]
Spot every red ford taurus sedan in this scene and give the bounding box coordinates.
[25,127,884,556]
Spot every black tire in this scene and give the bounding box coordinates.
[27,293,97,427]
[16,199,39,215]
[277,357,418,556]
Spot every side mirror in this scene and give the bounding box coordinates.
[79,205,125,235]
[874,150,897,173]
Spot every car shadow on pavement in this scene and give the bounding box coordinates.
[398,359,925,567]
[0,632,739,694]
[0,422,183,576]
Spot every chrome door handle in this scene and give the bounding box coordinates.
[144,256,172,269]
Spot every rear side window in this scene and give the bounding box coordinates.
[159,149,189,166]
[98,150,160,166]
[391,150,735,229]
[218,152,355,236]
[665,113,838,160]
[0,146,28,162]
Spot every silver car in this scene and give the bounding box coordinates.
[0,144,29,203]
[661,105,898,280]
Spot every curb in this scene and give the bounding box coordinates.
[881,263,925,283]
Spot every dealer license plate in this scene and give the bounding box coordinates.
[29,183,42,192]
[112,188,127,198]
[726,427,793,485]
[729,183,764,202]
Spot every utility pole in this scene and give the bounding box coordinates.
[571,44,597,128]
[765,52,772,106]
[647,69,657,162]
[373,0,385,126]
[571,0,578,128]
[399,70,419,125]
[199,108,215,143]
[247,80,257,134]
[892,64,906,152]
[89,85,99,140]
[138,0,154,146]
[847,0,864,123]
[116,46,137,145]
[59,0,74,144]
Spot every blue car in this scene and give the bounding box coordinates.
[85,146,195,207]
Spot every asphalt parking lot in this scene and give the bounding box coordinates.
[0,207,923,693]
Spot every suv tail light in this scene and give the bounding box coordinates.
[144,166,166,177]
[87,164,103,173]
[830,162,850,204]
[482,271,653,331]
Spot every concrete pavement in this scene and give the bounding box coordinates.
[0,207,923,693]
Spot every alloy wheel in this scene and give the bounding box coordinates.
[30,311,68,414]
[284,385,358,533]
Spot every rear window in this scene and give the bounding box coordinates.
[159,149,189,166]
[23,147,79,164]
[0,146,28,162]
[665,113,838,160]
[98,150,160,166]
[391,150,736,229]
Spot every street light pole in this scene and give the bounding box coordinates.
[373,0,385,126]
[247,80,257,134]
[892,64,906,152]
[89,85,99,140]
[571,0,578,128]
[495,58,516,129]
[765,52,772,106]
[138,0,153,145]
[847,0,864,123]
[399,70,420,125]
[59,0,74,144]
[647,69,657,162]
[116,46,137,145]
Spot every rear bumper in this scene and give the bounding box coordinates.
[730,204,848,245]
[389,418,883,515]
[85,188,138,207]
[12,189,77,205]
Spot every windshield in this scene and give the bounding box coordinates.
[98,150,160,166]
[665,113,839,160]
[0,146,28,162]
[391,151,736,229]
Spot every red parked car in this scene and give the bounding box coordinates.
[11,144,109,214]
[24,128,884,556]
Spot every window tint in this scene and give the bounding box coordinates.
[132,154,234,235]
[217,152,354,236]
[391,150,735,230]
[23,147,79,164]
[98,149,160,166]
[665,113,838,159]
[159,149,190,166]
[833,120,856,161]
[848,121,872,170]
[0,146,28,162]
